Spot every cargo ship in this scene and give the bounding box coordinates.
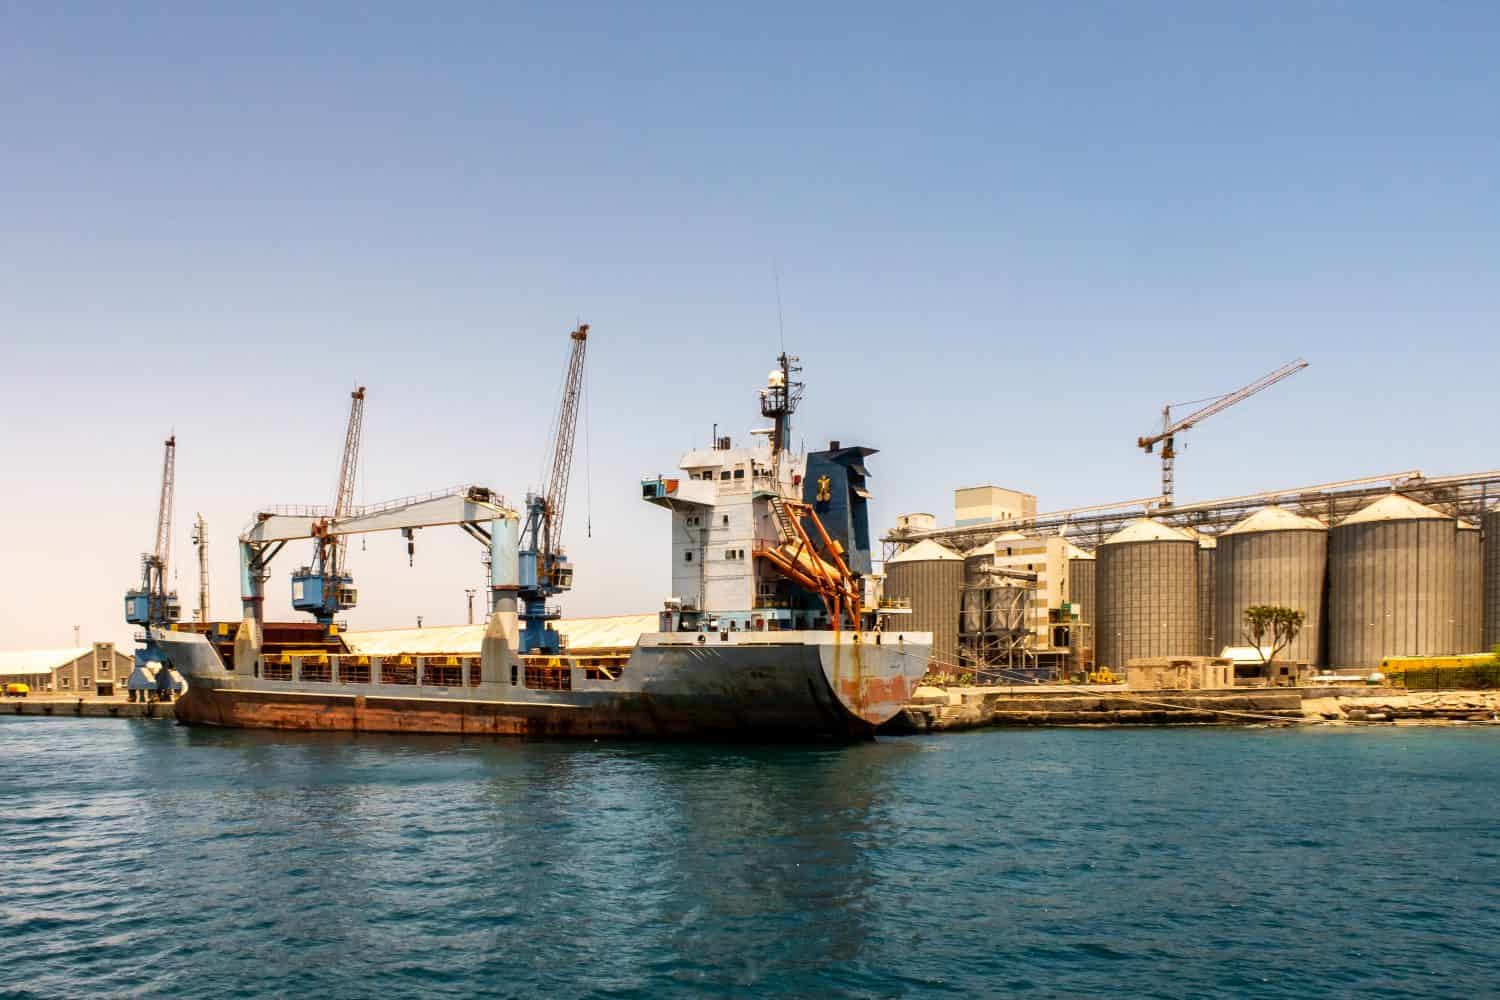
[150,349,930,739]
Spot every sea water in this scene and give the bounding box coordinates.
[2,718,1497,997]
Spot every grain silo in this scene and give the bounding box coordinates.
[1328,494,1457,668]
[1193,532,1218,657]
[885,539,964,672]
[1456,521,1483,653]
[1214,506,1328,667]
[1486,508,1500,651]
[1096,519,1199,671]
[1067,552,1096,670]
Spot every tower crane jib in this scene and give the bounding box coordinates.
[1137,358,1308,506]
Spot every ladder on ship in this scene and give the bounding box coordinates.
[769,495,798,543]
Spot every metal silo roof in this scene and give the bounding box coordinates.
[1101,519,1193,545]
[1222,506,1327,535]
[1340,494,1451,525]
[888,539,963,563]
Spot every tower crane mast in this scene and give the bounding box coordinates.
[292,387,366,627]
[1138,358,1308,507]
[518,324,589,654]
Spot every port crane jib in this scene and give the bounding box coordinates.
[1138,358,1309,507]
[238,486,518,627]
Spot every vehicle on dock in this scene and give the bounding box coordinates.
[4,683,29,698]
[147,343,930,740]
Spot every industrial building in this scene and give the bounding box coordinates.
[884,469,1500,678]
[0,643,132,695]
[884,486,1092,677]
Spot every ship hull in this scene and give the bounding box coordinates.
[157,627,929,741]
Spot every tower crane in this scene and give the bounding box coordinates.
[292,387,366,628]
[517,324,589,654]
[192,513,210,623]
[1138,358,1308,507]
[125,435,182,627]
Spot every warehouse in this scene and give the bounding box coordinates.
[0,643,132,695]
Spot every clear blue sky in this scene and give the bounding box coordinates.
[2,2,1496,649]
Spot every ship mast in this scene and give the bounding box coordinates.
[758,351,803,486]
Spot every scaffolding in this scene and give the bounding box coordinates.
[957,566,1073,681]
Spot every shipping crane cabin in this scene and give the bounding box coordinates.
[1138,359,1308,507]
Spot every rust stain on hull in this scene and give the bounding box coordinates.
[831,637,912,726]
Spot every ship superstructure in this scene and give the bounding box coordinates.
[642,353,878,634]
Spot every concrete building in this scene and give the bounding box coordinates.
[1125,656,1234,691]
[954,485,1037,528]
[0,643,131,695]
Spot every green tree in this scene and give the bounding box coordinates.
[1242,605,1306,668]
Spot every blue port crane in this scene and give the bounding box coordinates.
[125,435,184,700]
[517,324,589,654]
[291,387,366,628]
[125,435,182,627]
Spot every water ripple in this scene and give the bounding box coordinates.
[1,721,1499,997]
